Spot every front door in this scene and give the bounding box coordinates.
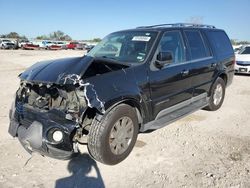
[148,30,193,119]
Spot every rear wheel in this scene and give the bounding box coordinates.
[205,77,226,111]
[87,104,139,165]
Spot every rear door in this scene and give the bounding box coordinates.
[183,29,217,97]
[204,30,235,85]
[148,30,193,119]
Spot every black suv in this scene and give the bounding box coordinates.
[9,23,235,165]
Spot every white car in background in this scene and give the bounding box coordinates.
[235,45,250,74]
[0,39,16,49]
[233,45,243,54]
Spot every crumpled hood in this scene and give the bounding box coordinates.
[20,56,94,84]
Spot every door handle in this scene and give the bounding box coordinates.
[181,70,189,76]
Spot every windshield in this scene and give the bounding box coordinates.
[239,46,250,54]
[88,31,157,63]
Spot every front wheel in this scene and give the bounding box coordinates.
[205,77,226,111]
[87,104,139,165]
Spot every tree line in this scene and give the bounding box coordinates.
[0,31,72,41]
[230,39,250,45]
[0,32,27,40]
[0,31,101,42]
[36,31,72,41]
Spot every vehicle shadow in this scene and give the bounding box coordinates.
[55,153,105,188]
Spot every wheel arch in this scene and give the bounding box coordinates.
[81,98,144,130]
[208,72,228,97]
[219,72,228,86]
[117,99,144,126]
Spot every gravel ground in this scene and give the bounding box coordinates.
[0,50,249,188]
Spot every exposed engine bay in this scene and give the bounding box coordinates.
[17,81,87,123]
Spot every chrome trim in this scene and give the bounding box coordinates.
[187,56,213,64]
[155,93,207,120]
[166,57,213,68]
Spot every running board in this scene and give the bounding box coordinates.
[140,94,208,132]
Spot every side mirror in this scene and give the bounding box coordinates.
[155,51,173,69]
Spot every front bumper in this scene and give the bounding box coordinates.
[3,45,15,49]
[23,45,39,50]
[9,102,77,160]
[235,64,250,74]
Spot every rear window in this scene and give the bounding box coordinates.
[239,47,250,54]
[184,30,210,60]
[206,30,234,57]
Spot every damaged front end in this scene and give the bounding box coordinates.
[8,56,117,159]
[9,80,90,159]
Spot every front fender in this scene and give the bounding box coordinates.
[84,66,149,121]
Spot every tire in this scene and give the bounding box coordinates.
[205,77,226,111]
[87,104,139,165]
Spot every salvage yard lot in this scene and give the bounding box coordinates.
[0,50,250,188]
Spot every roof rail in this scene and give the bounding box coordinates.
[136,23,216,29]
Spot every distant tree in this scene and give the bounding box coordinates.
[50,30,63,40]
[0,34,7,38]
[6,32,19,38]
[230,39,239,45]
[36,31,72,41]
[92,38,101,43]
[19,35,28,40]
[62,34,72,41]
[49,30,72,41]
[230,39,250,45]
[36,35,50,40]
[239,41,250,45]
[0,32,27,39]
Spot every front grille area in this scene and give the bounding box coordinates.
[15,101,33,128]
[15,101,24,115]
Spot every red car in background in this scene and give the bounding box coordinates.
[67,42,86,50]
[22,43,40,50]
[48,44,62,50]
[67,42,78,49]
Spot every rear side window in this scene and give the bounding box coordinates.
[206,30,234,57]
[184,30,210,60]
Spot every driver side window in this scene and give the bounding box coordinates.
[158,31,185,64]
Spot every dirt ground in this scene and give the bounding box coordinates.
[0,50,250,188]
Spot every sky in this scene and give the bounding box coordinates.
[0,0,249,41]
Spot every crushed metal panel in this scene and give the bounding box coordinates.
[83,83,105,113]
[58,73,106,113]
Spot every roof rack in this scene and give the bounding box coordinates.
[136,23,216,29]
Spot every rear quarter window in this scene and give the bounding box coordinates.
[205,30,234,58]
[184,30,211,60]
